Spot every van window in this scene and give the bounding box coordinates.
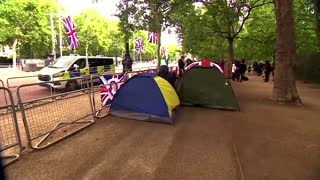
[69,58,86,71]
[49,56,77,68]
[88,58,113,67]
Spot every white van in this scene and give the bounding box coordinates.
[38,55,115,91]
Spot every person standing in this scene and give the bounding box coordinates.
[238,59,247,82]
[178,56,185,77]
[248,65,252,74]
[231,61,236,81]
[186,58,193,67]
[264,60,272,82]
[158,65,177,88]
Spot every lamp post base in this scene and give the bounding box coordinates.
[122,42,133,73]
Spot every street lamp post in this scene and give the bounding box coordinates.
[122,0,133,73]
[114,43,118,66]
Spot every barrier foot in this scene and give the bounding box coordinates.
[32,120,95,150]
[2,154,19,166]
[95,105,110,118]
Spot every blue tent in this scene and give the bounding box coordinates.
[109,73,180,124]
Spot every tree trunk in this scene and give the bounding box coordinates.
[273,0,302,105]
[314,0,320,46]
[227,38,235,61]
[157,30,161,69]
[12,38,18,69]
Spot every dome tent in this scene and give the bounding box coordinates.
[109,73,180,124]
[177,60,239,111]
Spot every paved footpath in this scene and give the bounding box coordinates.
[6,107,238,180]
[5,75,320,180]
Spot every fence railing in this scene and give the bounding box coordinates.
[0,87,23,166]
[16,77,95,150]
[5,72,96,107]
[0,79,7,106]
[6,75,39,89]
[0,79,4,87]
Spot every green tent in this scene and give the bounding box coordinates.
[176,65,239,111]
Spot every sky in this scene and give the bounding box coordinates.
[58,0,179,46]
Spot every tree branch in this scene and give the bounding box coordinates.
[21,15,33,29]
[231,0,274,39]
[214,30,229,34]
[202,1,212,7]
[251,0,274,9]
[161,4,176,14]
[235,36,263,42]
[232,7,250,39]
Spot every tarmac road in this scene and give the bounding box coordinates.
[0,75,52,106]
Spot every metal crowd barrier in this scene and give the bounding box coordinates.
[0,87,22,166]
[5,71,106,107]
[90,72,115,118]
[16,77,95,150]
[6,75,39,89]
[132,66,157,72]
[0,79,5,87]
[0,79,7,106]
[6,75,52,109]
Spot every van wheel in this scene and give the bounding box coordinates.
[65,80,77,92]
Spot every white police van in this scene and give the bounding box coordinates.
[38,55,115,91]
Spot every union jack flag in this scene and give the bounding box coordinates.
[135,37,143,54]
[62,16,80,50]
[169,66,178,74]
[148,32,158,44]
[185,60,223,73]
[99,73,127,106]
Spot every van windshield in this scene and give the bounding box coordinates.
[48,56,77,68]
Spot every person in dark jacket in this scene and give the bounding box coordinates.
[186,58,193,67]
[178,56,185,77]
[264,61,273,82]
[158,65,177,88]
[238,59,247,82]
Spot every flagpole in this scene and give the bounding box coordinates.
[132,34,135,62]
[122,0,133,73]
[49,14,56,61]
[140,51,142,63]
[58,12,63,57]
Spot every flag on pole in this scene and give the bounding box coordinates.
[62,16,79,50]
[135,37,143,54]
[99,73,128,106]
[148,32,158,44]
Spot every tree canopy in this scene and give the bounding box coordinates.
[0,0,58,66]
[0,0,318,65]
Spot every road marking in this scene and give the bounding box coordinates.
[234,143,245,180]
